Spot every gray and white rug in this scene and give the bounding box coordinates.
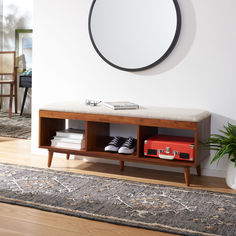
[0,163,235,236]
[0,112,31,139]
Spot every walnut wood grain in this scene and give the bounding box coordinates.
[184,167,190,186]
[40,146,195,168]
[120,161,124,172]
[48,151,53,167]
[39,117,65,146]
[137,125,158,157]
[39,110,197,129]
[39,109,211,186]
[86,121,109,151]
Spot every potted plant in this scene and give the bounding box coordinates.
[205,123,236,189]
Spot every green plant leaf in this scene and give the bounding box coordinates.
[210,144,231,165]
[206,122,236,166]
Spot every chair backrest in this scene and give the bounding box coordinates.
[0,51,16,75]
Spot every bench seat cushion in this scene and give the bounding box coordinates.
[40,101,210,122]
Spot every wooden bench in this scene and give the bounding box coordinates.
[39,102,211,186]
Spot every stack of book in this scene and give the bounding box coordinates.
[103,101,139,110]
[51,128,85,150]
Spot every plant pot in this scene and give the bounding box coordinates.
[226,160,236,190]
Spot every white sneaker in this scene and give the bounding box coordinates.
[104,136,125,152]
[118,137,137,154]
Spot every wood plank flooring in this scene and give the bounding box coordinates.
[0,137,235,236]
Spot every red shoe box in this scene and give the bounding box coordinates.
[144,135,195,161]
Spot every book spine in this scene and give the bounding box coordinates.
[104,104,139,110]
[113,106,139,110]
[55,133,84,139]
[51,140,85,150]
[103,103,114,109]
[53,137,84,143]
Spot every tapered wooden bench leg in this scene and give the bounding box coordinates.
[120,161,124,172]
[196,165,201,176]
[184,167,191,186]
[48,151,53,167]
[66,153,70,160]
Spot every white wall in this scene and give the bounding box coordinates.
[1,0,33,113]
[32,0,236,177]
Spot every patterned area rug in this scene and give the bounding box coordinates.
[0,163,235,236]
[0,112,31,139]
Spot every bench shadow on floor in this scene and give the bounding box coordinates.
[54,160,231,193]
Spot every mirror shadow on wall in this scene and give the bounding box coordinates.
[0,2,32,140]
[135,0,196,76]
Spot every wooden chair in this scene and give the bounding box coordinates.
[0,51,18,118]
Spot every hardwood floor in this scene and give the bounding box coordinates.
[0,137,235,236]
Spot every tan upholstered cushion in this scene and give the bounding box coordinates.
[40,101,210,122]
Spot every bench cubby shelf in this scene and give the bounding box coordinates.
[39,105,211,186]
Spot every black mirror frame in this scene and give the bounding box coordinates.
[88,0,181,72]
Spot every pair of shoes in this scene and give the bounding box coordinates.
[105,136,137,154]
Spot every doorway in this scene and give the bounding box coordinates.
[0,0,33,139]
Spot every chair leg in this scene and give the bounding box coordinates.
[8,84,13,118]
[14,81,17,114]
[20,88,28,116]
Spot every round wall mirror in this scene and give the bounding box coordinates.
[88,0,181,72]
